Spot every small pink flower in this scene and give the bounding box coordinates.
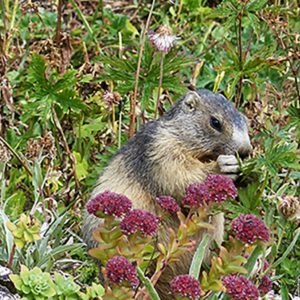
[156,196,180,214]
[222,275,259,300]
[232,214,270,244]
[258,276,272,296]
[148,25,177,53]
[182,174,237,208]
[103,91,121,111]
[120,209,160,236]
[86,191,132,218]
[170,275,201,300]
[106,256,139,287]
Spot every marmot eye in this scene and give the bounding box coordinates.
[210,116,222,131]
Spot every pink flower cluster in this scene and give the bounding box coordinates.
[156,196,180,214]
[258,275,272,296]
[86,191,160,236]
[86,191,132,217]
[120,209,160,236]
[182,174,237,208]
[170,275,201,300]
[222,275,259,300]
[232,214,270,244]
[106,256,139,287]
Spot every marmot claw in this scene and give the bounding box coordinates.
[217,155,240,180]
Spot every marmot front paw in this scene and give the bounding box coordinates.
[217,155,240,181]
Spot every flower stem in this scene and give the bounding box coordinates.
[55,0,63,44]
[235,9,244,108]
[154,53,164,119]
[69,0,101,53]
[51,105,80,192]
[8,243,16,269]
[129,0,156,138]
[0,136,32,177]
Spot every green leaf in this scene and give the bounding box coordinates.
[189,234,210,279]
[280,283,289,300]
[247,0,268,11]
[244,244,263,277]
[137,267,161,300]
[271,228,300,270]
[73,151,89,181]
[238,181,261,211]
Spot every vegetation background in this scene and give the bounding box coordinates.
[0,0,299,299]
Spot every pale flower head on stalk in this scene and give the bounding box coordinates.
[103,91,121,111]
[148,25,177,53]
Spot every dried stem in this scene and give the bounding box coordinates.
[235,10,244,108]
[176,0,183,23]
[154,53,164,119]
[129,0,156,138]
[266,20,300,105]
[0,136,32,176]
[55,0,63,44]
[51,106,80,192]
[244,28,254,61]
[8,243,16,269]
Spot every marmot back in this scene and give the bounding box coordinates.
[82,89,252,299]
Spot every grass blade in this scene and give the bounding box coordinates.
[244,244,263,277]
[137,266,160,300]
[189,233,210,279]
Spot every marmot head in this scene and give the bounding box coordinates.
[162,89,252,161]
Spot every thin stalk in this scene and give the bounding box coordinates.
[243,28,254,61]
[235,10,243,108]
[4,0,18,54]
[9,0,18,31]
[176,0,183,23]
[118,31,123,58]
[69,0,101,53]
[118,108,122,149]
[8,243,16,269]
[149,257,169,286]
[0,136,32,177]
[51,106,80,191]
[111,103,117,135]
[55,0,63,44]
[0,0,7,33]
[154,53,164,119]
[92,0,103,22]
[129,0,156,138]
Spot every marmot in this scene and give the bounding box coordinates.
[83,89,252,299]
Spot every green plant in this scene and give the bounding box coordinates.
[0,0,299,297]
[10,265,56,300]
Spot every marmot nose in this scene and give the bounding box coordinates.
[238,144,253,159]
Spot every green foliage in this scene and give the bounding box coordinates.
[97,41,190,110]
[6,214,41,249]
[53,272,81,300]
[80,283,105,300]
[9,265,105,300]
[10,265,56,300]
[0,0,299,298]
[23,54,87,121]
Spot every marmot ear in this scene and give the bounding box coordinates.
[183,91,202,112]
